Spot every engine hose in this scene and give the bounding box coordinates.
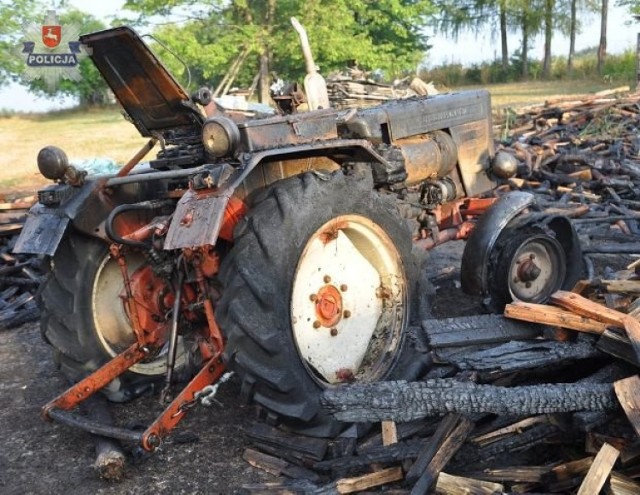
[105,200,174,248]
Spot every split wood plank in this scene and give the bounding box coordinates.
[460,466,551,483]
[406,414,461,482]
[410,417,474,495]
[549,290,625,326]
[577,442,620,495]
[470,416,547,446]
[504,301,609,334]
[434,472,503,495]
[381,421,398,446]
[242,448,320,482]
[333,466,403,494]
[614,375,640,438]
[550,456,594,482]
[598,279,640,295]
[550,290,640,362]
[608,471,640,495]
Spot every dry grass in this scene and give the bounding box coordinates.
[459,79,614,108]
[0,80,623,197]
[0,107,146,196]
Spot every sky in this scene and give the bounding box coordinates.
[0,0,638,112]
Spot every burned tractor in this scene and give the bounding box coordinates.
[15,27,581,450]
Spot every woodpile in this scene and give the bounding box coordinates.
[326,70,438,109]
[0,195,41,330]
[240,89,640,493]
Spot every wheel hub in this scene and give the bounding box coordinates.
[313,284,343,328]
[508,234,565,303]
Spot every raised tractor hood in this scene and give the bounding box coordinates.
[80,27,204,143]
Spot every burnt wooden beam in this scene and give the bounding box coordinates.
[422,314,541,348]
[322,379,617,423]
[314,438,427,472]
[245,423,328,461]
[442,339,601,373]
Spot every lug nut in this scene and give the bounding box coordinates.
[525,282,532,288]
[323,275,331,283]
[530,254,536,260]
[330,328,338,336]
[340,284,348,292]
[343,310,351,318]
[313,320,321,329]
[309,294,317,302]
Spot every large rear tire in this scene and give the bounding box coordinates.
[39,234,186,402]
[216,169,430,436]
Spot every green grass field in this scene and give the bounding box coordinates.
[0,79,623,197]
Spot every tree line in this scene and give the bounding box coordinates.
[1,0,639,106]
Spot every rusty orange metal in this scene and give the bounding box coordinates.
[142,355,226,451]
[199,247,220,278]
[314,285,343,328]
[218,196,247,242]
[43,342,148,416]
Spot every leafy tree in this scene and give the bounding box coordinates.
[124,0,434,101]
[0,0,43,85]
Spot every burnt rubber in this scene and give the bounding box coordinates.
[216,169,431,437]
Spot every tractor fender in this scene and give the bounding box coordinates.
[460,191,536,296]
[163,139,391,250]
[13,179,109,256]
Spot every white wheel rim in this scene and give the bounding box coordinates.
[508,235,565,303]
[92,253,185,375]
[291,215,406,384]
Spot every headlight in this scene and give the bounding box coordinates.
[37,146,69,181]
[202,117,240,158]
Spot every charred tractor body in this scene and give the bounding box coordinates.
[15,27,582,450]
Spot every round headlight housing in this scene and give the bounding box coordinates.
[37,145,69,181]
[202,117,240,159]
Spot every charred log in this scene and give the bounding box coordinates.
[322,379,617,422]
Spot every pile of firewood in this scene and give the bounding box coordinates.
[239,90,640,494]
[326,70,438,109]
[0,195,41,330]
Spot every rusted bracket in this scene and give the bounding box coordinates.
[141,355,226,450]
[43,343,227,451]
[43,342,148,416]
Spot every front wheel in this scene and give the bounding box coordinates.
[216,169,429,436]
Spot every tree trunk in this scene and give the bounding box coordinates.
[322,379,616,422]
[500,0,509,71]
[568,0,577,73]
[542,0,554,78]
[522,12,529,80]
[258,0,277,104]
[597,0,608,75]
